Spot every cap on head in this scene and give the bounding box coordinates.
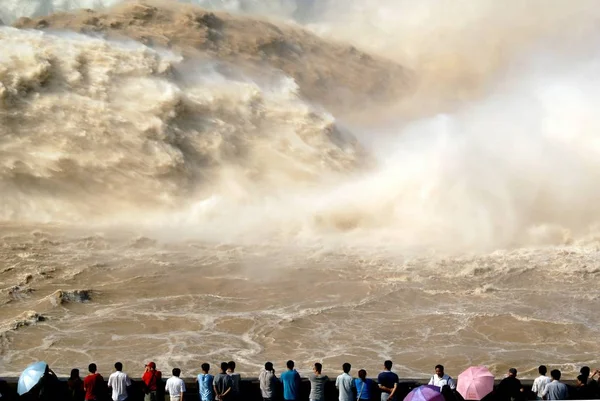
[146,362,156,369]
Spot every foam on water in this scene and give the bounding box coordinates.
[2,0,600,379]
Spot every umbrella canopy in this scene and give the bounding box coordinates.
[404,385,446,401]
[18,361,48,395]
[457,366,495,401]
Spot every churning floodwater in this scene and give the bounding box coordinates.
[1,0,600,379]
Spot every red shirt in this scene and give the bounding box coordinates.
[142,370,162,391]
[83,373,104,400]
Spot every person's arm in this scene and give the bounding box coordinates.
[379,384,391,392]
[336,376,340,389]
[448,377,456,390]
[541,384,549,399]
[181,381,186,401]
[429,376,434,386]
[377,375,390,392]
[378,381,391,393]
[389,382,398,399]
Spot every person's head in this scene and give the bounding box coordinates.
[70,368,80,380]
[89,363,97,374]
[314,363,322,374]
[228,361,236,372]
[581,366,591,378]
[201,363,210,373]
[435,365,444,377]
[343,363,351,374]
[172,368,181,377]
[287,360,295,370]
[384,360,393,371]
[358,369,367,382]
[265,362,274,372]
[508,368,517,377]
[577,375,587,387]
[539,365,547,375]
[220,362,229,373]
[114,362,123,372]
[551,369,561,381]
[146,362,156,371]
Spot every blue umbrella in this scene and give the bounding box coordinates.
[18,361,48,395]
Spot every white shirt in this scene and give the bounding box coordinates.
[429,374,456,390]
[336,373,354,401]
[531,375,552,398]
[108,371,132,401]
[165,376,186,397]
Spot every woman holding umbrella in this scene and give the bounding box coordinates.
[19,362,65,401]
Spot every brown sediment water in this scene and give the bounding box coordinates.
[1,224,599,378]
[1,0,600,379]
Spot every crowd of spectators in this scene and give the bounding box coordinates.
[1,360,599,401]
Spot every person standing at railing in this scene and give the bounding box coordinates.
[165,368,186,401]
[259,362,278,401]
[309,363,329,401]
[107,362,131,401]
[141,362,162,401]
[197,363,215,401]
[336,363,354,401]
[214,362,233,401]
[531,365,551,401]
[377,360,399,401]
[541,370,568,401]
[280,360,301,401]
[354,369,373,401]
[227,361,241,401]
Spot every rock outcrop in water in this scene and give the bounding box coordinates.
[46,289,92,306]
[2,311,45,332]
[12,1,412,115]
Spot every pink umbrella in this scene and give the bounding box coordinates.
[457,366,495,400]
[404,385,445,401]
